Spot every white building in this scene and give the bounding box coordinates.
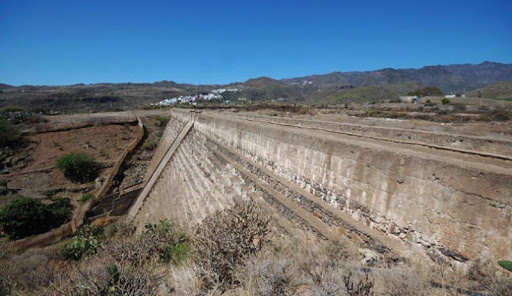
[399,96,419,103]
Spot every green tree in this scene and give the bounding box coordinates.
[55,152,97,183]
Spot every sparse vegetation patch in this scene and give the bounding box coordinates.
[55,151,97,183]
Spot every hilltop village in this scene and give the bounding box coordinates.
[154,88,244,106]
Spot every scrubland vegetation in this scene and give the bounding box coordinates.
[55,151,98,183]
[0,196,71,239]
[1,202,511,295]
[0,119,23,147]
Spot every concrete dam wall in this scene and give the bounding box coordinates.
[130,109,512,265]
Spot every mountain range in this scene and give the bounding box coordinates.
[1,61,511,112]
[281,61,512,93]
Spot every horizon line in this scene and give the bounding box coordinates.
[2,60,510,88]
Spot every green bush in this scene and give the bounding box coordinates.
[0,180,9,196]
[152,115,170,127]
[80,192,94,203]
[167,241,191,265]
[1,105,24,112]
[142,139,157,151]
[55,152,97,183]
[61,225,102,260]
[0,119,21,146]
[47,197,72,223]
[441,98,451,105]
[106,219,190,267]
[0,196,71,239]
[144,219,190,264]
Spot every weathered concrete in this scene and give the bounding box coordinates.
[128,120,195,222]
[145,116,187,180]
[132,109,512,265]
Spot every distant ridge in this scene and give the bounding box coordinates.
[1,61,512,111]
[2,61,512,94]
[281,61,512,93]
[0,83,13,89]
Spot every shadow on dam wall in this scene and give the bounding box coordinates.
[129,109,512,266]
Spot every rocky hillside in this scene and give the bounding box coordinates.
[468,81,512,99]
[283,61,512,94]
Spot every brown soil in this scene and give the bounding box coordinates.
[0,123,138,208]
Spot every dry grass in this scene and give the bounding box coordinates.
[373,267,432,296]
[45,257,161,296]
[193,202,271,291]
[466,255,512,295]
[487,275,512,296]
[236,251,298,295]
[1,204,500,296]
[232,236,375,296]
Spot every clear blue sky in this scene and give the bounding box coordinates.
[1,0,511,86]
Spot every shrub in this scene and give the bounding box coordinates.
[167,240,191,265]
[0,196,71,239]
[488,276,512,296]
[46,260,161,296]
[80,192,94,203]
[0,119,21,146]
[375,267,431,296]
[0,180,9,196]
[480,108,511,121]
[107,219,190,266]
[152,115,170,127]
[236,253,295,296]
[1,106,24,112]
[47,197,72,224]
[144,219,190,264]
[310,269,374,296]
[55,151,97,183]
[193,202,271,290]
[142,139,157,151]
[61,225,102,260]
[451,103,466,112]
[441,98,451,105]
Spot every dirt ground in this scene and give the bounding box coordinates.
[0,123,139,209]
[251,108,512,140]
[110,115,171,192]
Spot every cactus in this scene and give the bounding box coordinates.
[498,260,512,272]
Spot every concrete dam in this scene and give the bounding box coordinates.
[127,109,512,266]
